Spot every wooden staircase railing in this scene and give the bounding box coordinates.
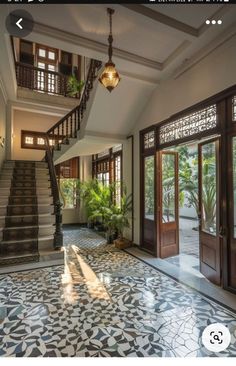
[43,58,102,249]
[46,59,102,151]
[16,62,80,98]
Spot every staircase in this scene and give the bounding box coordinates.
[47,59,102,163]
[0,160,61,266]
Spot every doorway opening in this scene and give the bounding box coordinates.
[162,142,202,277]
[159,137,220,284]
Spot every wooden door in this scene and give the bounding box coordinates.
[198,139,221,285]
[158,151,179,258]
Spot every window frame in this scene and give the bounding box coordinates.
[21,130,63,150]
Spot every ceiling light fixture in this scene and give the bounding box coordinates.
[99,8,121,93]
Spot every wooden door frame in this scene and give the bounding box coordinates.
[198,137,221,285]
[140,127,157,255]
[139,86,236,293]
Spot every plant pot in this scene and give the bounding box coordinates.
[94,223,104,232]
[87,222,94,229]
[106,233,114,244]
[114,238,132,249]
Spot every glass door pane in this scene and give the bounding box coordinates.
[200,142,217,236]
[162,153,175,223]
[198,138,220,285]
[158,151,179,258]
[144,156,154,220]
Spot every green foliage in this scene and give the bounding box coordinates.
[67,75,85,97]
[161,144,216,233]
[59,178,78,208]
[110,186,133,239]
[162,154,176,222]
[178,146,198,215]
[144,156,154,217]
[79,179,132,239]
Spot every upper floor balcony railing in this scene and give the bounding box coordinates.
[15,62,80,98]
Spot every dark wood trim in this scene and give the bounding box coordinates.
[139,126,158,256]
[21,130,64,151]
[127,135,134,243]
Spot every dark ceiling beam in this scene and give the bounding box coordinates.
[122,5,199,37]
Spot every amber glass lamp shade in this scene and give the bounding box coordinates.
[99,62,121,93]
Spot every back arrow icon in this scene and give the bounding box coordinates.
[16,18,23,30]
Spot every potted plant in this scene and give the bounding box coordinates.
[67,75,85,97]
[112,188,133,249]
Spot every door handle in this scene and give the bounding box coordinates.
[219,226,226,238]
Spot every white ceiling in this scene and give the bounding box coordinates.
[1,3,236,154]
[144,4,222,28]
[2,3,236,82]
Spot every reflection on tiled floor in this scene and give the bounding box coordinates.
[0,228,236,357]
[165,218,201,277]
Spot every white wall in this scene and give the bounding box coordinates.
[0,86,6,169]
[12,109,59,161]
[130,34,236,245]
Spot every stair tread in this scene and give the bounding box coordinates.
[2,224,54,230]
[0,203,53,207]
[0,213,53,219]
[0,252,38,259]
[0,235,54,244]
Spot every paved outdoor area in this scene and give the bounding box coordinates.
[166,218,201,277]
[0,227,236,357]
[179,218,199,258]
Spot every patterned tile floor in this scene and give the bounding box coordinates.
[0,227,236,357]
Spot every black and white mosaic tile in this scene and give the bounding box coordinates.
[0,228,236,357]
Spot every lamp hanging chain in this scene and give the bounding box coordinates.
[107,9,114,62]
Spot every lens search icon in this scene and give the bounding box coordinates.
[202,323,231,352]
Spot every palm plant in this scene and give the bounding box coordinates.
[67,75,85,97]
[79,179,132,243]
[110,187,132,240]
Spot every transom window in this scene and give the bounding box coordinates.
[159,104,217,145]
[21,130,63,150]
[233,96,236,121]
[25,136,34,145]
[144,131,155,150]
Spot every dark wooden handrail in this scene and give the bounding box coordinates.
[46,59,102,148]
[15,61,80,98]
[44,135,63,249]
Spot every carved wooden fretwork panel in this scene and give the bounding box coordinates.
[144,130,155,149]
[159,105,217,145]
[233,96,236,121]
